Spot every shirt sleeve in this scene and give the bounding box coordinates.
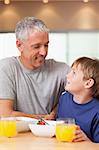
[0,64,16,100]
[56,94,64,118]
[92,112,99,143]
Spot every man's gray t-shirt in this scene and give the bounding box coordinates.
[0,57,70,114]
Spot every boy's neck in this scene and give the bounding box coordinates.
[73,94,93,104]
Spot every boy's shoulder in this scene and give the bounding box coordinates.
[62,91,72,96]
[61,91,73,100]
[62,91,67,95]
[92,98,99,114]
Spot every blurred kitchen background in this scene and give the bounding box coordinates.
[0,0,99,65]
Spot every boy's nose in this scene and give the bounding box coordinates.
[66,72,71,79]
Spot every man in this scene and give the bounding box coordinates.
[0,17,70,120]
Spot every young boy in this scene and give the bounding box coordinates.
[57,57,99,143]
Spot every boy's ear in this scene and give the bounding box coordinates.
[16,39,24,52]
[84,78,94,88]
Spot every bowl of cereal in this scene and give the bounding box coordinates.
[29,119,56,137]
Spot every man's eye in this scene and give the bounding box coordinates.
[34,46,40,49]
[44,44,48,48]
[32,45,40,49]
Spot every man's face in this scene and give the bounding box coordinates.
[16,31,49,69]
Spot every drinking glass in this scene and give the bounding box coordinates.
[0,117,17,137]
[56,118,76,142]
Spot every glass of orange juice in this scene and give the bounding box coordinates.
[0,117,17,138]
[56,118,76,142]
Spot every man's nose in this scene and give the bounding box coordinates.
[39,46,48,56]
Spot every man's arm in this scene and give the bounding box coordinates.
[0,99,46,119]
[44,110,56,120]
[44,103,58,120]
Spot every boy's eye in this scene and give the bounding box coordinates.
[73,71,75,74]
[71,70,76,75]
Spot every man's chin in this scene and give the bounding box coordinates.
[36,60,45,67]
[39,59,45,65]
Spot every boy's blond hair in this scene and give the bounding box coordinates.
[72,57,99,99]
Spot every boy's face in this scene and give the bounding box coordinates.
[65,64,85,94]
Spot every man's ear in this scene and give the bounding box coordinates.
[84,78,94,89]
[16,39,24,52]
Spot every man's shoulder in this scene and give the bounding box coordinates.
[0,56,17,64]
[45,59,68,66]
[0,56,18,70]
[45,59,70,71]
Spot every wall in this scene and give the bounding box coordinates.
[0,1,99,32]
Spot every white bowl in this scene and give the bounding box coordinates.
[16,117,38,132]
[29,120,56,137]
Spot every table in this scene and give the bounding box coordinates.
[0,132,99,150]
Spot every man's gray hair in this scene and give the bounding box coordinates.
[15,16,49,41]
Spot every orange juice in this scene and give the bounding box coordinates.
[56,124,76,142]
[0,119,17,137]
